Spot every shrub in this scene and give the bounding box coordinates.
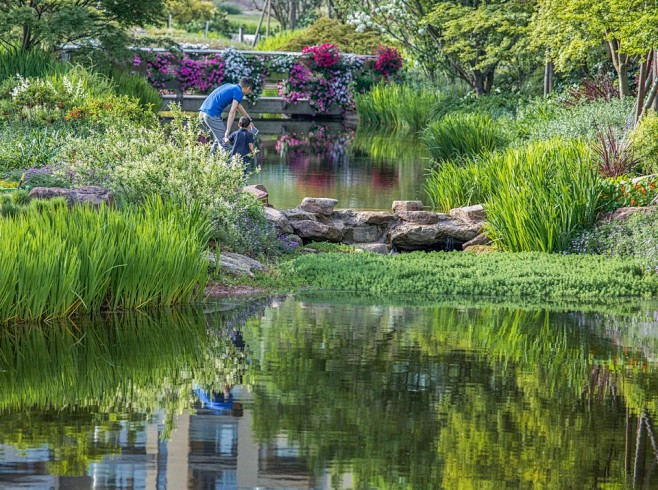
[215,2,241,14]
[422,113,507,163]
[106,69,163,111]
[257,18,382,54]
[0,126,69,172]
[630,110,658,175]
[0,198,210,322]
[597,176,658,213]
[425,139,600,252]
[592,126,639,177]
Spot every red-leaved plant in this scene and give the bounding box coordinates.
[373,45,403,79]
[593,127,640,177]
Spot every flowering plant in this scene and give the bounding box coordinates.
[597,176,658,213]
[302,44,341,69]
[373,45,403,79]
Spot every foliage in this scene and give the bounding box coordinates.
[260,0,323,31]
[426,139,600,252]
[630,110,658,175]
[0,126,69,172]
[597,176,658,213]
[0,0,166,51]
[257,18,382,54]
[105,69,163,111]
[571,209,658,267]
[215,2,242,15]
[422,113,507,163]
[279,250,658,300]
[592,126,639,177]
[0,198,210,322]
[0,48,68,84]
[355,83,443,131]
[373,45,403,80]
[165,0,217,24]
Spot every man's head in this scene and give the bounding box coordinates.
[239,77,253,95]
[238,116,251,128]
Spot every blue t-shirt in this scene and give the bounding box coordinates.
[228,128,255,158]
[200,84,244,117]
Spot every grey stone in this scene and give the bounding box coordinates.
[392,200,424,212]
[598,206,656,223]
[207,251,266,277]
[343,225,382,243]
[449,204,486,224]
[243,184,269,204]
[263,206,294,234]
[291,220,344,242]
[354,243,391,254]
[462,233,492,250]
[283,208,318,222]
[356,211,398,226]
[299,197,338,216]
[397,211,439,225]
[29,186,114,207]
[436,218,481,242]
[389,224,439,247]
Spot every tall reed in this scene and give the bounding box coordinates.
[425,139,600,252]
[355,83,443,132]
[0,198,210,322]
[422,113,507,163]
[0,47,68,83]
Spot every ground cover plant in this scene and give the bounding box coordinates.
[274,251,658,301]
[0,198,210,322]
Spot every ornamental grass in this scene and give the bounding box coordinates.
[0,198,210,322]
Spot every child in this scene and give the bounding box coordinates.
[228,116,257,161]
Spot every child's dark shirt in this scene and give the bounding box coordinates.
[228,128,254,158]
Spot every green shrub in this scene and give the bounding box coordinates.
[258,18,381,54]
[630,110,658,175]
[279,251,658,300]
[597,176,658,213]
[426,139,599,252]
[216,2,242,14]
[0,126,69,171]
[106,69,163,111]
[422,113,507,163]
[0,198,210,322]
[356,83,442,132]
[571,209,658,266]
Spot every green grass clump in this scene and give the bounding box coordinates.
[106,69,163,111]
[356,83,443,132]
[257,18,381,54]
[426,139,599,252]
[0,48,69,84]
[0,198,210,322]
[422,113,507,163]
[279,251,658,300]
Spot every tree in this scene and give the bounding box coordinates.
[336,0,535,95]
[165,0,216,25]
[0,0,165,51]
[252,0,324,30]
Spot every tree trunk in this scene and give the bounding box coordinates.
[607,40,631,97]
[635,51,653,124]
[544,60,554,96]
[619,61,629,98]
[289,0,297,30]
[22,24,32,51]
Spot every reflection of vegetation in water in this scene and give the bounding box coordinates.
[244,296,658,488]
[0,303,265,475]
[352,127,430,166]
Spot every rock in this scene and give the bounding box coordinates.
[208,251,266,277]
[463,245,496,254]
[283,208,319,222]
[353,243,391,254]
[28,186,114,207]
[397,211,439,225]
[389,224,439,248]
[343,225,382,243]
[285,234,303,247]
[462,233,492,250]
[392,200,424,212]
[449,204,486,225]
[357,211,398,226]
[436,214,482,240]
[291,220,344,242]
[598,206,656,223]
[243,184,269,204]
[299,197,338,216]
[263,206,294,235]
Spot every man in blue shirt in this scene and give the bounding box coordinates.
[199,77,256,154]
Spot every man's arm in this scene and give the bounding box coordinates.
[224,100,240,142]
[237,103,250,118]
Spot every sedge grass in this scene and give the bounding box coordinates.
[0,198,210,322]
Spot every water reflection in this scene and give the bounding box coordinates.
[247,123,430,210]
[2,296,658,488]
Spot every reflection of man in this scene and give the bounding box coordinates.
[194,384,243,416]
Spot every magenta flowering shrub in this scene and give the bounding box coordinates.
[302,44,341,69]
[177,56,225,93]
[279,44,361,113]
[373,45,403,80]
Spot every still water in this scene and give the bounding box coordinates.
[246,122,431,211]
[2,295,658,489]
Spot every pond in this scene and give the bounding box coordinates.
[246,122,431,211]
[2,295,658,489]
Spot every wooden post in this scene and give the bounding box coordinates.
[239,26,244,43]
[543,60,553,97]
[266,0,272,37]
[252,0,269,47]
[168,14,172,29]
[204,20,210,38]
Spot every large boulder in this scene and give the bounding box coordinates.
[449,204,486,225]
[598,206,656,223]
[353,243,391,254]
[243,184,269,204]
[436,214,481,241]
[28,186,114,207]
[356,211,399,226]
[263,206,294,235]
[208,251,266,277]
[392,200,424,212]
[290,220,344,243]
[389,224,439,248]
[299,197,338,216]
[397,211,439,225]
[343,225,382,243]
[283,208,319,222]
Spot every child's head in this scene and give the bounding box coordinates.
[238,116,251,128]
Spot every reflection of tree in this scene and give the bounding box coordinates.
[244,296,658,488]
